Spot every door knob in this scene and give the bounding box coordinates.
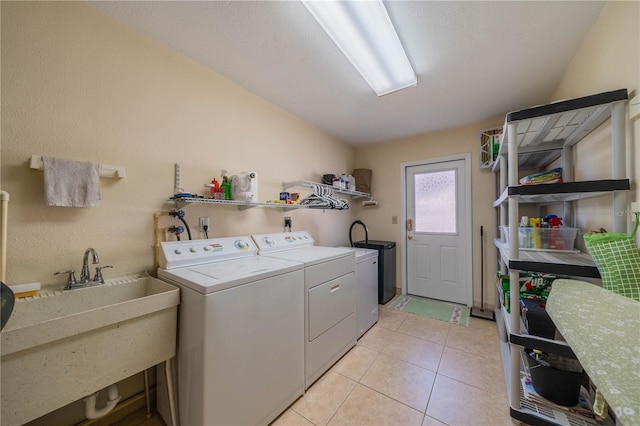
[408,234,413,240]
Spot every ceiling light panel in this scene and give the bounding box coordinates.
[302,0,417,96]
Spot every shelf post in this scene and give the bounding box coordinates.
[506,120,522,410]
[611,100,627,232]
[562,145,575,228]
[499,154,508,271]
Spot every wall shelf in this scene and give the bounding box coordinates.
[169,197,304,211]
[168,179,372,211]
[282,180,371,199]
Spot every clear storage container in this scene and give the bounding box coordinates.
[501,226,578,252]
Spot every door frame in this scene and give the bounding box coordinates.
[400,153,473,306]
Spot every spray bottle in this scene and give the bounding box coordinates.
[220,170,232,200]
[210,178,220,197]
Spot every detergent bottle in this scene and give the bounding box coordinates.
[210,178,220,197]
[530,218,542,248]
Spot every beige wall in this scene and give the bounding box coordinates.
[353,122,500,309]
[353,0,639,308]
[1,3,356,423]
[550,1,639,244]
[1,1,637,424]
[1,2,356,288]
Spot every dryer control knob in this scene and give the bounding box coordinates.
[190,247,198,253]
[263,237,275,246]
[174,249,182,255]
[204,245,212,252]
[237,240,248,249]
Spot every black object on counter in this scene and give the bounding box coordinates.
[1,282,15,330]
[322,174,335,186]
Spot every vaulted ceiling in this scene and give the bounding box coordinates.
[88,1,605,145]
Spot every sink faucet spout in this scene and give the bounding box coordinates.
[81,248,100,283]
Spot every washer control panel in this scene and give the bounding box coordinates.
[160,236,256,269]
[252,231,314,254]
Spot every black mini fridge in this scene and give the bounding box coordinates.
[353,240,396,304]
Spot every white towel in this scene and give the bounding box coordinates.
[43,157,101,207]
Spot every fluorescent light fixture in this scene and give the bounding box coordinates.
[301,0,417,96]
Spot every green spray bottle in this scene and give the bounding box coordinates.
[220,170,232,200]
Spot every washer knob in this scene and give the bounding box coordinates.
[263,237,274,246]
[174,249,182,255]
[190,247,198,253]
[237,240,248,249]
[204,245,212,252]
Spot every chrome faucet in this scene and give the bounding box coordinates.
[54,248,113,290]
[80,248,100,283]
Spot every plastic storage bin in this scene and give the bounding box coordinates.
[524,348,584,406]
[501,226,578,251]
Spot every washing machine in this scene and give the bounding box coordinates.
[157,236,304,426]
[252,231,356,389]
[339,246,379,339]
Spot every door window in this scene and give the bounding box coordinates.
[414,169,457,233]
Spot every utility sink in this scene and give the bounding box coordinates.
[1,273,179,426]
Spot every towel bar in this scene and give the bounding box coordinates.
[29,155,125,179]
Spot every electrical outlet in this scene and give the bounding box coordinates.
[284,216,292,229]
[199,217,209,232]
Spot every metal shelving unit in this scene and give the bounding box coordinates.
[169,180,372,211]
[169,197,305,211]
[493,89,629,426]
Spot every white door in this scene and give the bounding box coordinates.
[405,157,471,305]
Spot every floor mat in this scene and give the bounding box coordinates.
[389,295,469,326]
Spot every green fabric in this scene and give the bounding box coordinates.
[546,279,640,426]
[389,295,469,326]
[584,233,640,301]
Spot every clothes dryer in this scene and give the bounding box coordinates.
[157,236,304,426]
[252,231,356,388]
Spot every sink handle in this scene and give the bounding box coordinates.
[93,266,113,284]
[55,270,77,289]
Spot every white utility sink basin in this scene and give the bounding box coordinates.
[1,273,179,426]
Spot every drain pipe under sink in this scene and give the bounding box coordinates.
[83,384,121,419]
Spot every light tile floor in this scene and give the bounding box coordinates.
[271,302,513,426]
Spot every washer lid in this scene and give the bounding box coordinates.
[157,256,303,294]
[260,245,353,267]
